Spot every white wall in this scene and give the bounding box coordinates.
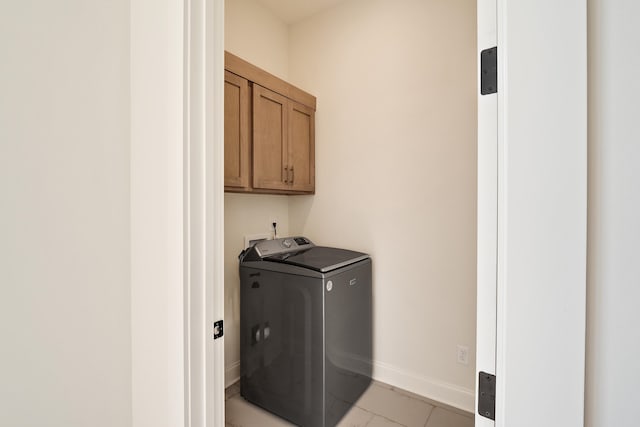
[225,0,289,80]
[224,0,291,385]
[223,194,289,384]
[288,0,478,411]
[130,0,185,426]
[0,1,132,426]
[586,1,640,425]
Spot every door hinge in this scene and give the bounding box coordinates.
[480,46,498,95]
[478,371,496,420]
[214,320,224,339]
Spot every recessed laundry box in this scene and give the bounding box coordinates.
[239,237,372,427]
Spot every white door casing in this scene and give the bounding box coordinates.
[209,0,226,425]
[184,0,225,426]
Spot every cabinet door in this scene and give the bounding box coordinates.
[224,71,250,189]
[253,84,290,191]
[288,101,315,193]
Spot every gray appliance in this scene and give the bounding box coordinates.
[239,237,372,427]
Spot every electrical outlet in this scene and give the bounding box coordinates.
[457,345,469,365]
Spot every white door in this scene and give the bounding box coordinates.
[476,1,587,426]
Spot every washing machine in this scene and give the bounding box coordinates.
[239,236,372,427]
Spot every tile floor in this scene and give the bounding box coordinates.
[225,380,474,427]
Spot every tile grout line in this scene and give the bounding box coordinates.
[386,381,474,419]
[423,404,436,427]
[365,413,408,427]
[355,403,407,427]
[359,407,376,426]
[357,383,439,427]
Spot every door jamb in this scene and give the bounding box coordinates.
[184,0,225,426]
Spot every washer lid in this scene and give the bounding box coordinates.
[264,246,369,273]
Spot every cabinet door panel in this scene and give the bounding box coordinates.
[253,85,289,191]
[224,71,250,188]
[289,102,315,193]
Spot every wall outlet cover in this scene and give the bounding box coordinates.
[457,345,469,365]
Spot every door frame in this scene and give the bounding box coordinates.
[184,0,225,426]
[475,0,498,426]
[203,0,587,426]
[131,0,225,425]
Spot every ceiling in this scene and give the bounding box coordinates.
[254,0,349,24]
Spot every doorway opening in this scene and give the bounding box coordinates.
[222,0,478,425]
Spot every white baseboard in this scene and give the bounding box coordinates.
[225,360,240,388]
[372,360,475,413]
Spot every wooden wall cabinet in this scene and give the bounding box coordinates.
[224,71,250,189]
[224,52,316,195]
[252,85,315,193]
[287,100,315,192]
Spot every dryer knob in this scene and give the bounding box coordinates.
[282,239,293,248]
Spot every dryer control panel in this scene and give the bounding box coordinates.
[252,236,314,258]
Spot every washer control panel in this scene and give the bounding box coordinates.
[254,236,314,258]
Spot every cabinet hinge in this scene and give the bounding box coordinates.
[478,371,496,420]
[214,320,224,339]
[480,46,498,95]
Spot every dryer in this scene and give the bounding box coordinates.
[239,236,372,427]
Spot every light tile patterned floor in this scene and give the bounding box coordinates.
[225,381,474,427]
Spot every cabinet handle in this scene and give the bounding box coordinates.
[286,167,293,185]
[283,166,289,184]
[290,166,294,184]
